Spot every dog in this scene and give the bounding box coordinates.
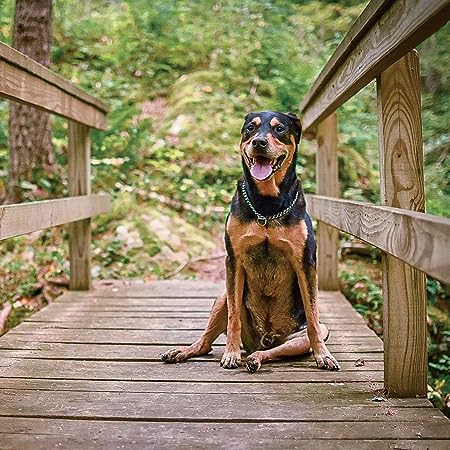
[161,111,340,373]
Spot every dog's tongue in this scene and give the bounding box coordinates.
[251,161,272,180]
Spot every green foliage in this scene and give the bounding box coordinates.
[340,269,383,336]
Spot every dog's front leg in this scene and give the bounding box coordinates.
[220,257,244,369]
[296,265,340,371]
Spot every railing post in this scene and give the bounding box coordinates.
[68,121,92,290]
[316,112,339,290]
[377,50,427,397]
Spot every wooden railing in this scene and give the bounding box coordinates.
[301,0,450,398]
[0,41,110,290]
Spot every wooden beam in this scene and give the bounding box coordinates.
[377,51,427,398]
[68,122,93,290]
[305,195,450,285]
[300,0,450,131]
[0,194,110,240]
[0,42,108,113]
[316,113,339,290]
[0,43,107,130]
[300,0,392,113]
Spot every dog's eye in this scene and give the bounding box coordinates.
[246,123,256,132]
[275,124,286,133]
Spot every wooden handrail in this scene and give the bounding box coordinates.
[301,0,450,398]
[0,40,110,289]
[300,0,391,117]
[300,0,450,131]
[0,42,107,129]
[0,195,110,240]
[306,195,450,285]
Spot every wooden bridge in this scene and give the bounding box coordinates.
[1,0,450,448]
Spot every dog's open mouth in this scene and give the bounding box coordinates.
[248,155,286,181]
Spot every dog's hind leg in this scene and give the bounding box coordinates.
[161,291,227,363]
[245,323,329,373]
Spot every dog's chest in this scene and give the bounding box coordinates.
[227,217,307,303]
[243,240,294,295]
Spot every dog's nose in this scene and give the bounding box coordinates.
[252,137,268,149]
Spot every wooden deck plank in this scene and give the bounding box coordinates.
[0,378,384,394]
[0,419,449,450]
[1,437,449,450]
[11,321,378,339]
[0,340,384,357]
[0,281,447,448]
[3,329,384,348]
[0,358,385,383]
[0,391,436,423]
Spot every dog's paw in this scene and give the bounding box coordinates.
[220,351,241,369]
[245,353,262,373]
[314,349,340,371]
[160,348,187,364]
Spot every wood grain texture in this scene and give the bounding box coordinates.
[68,122,92,290]
[0,389,434,421]
[0,281,448,448]
[0,42,108,112]
[316,113,339,290]
[0,419,449,450]
[305,195,450,284]
[0,58,106,130]
[377,51,427,398]
[300,0,391,112]
[300,0,450,131]
[0,194,110,240]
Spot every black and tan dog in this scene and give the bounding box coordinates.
[161,111,340,373]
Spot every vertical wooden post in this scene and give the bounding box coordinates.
[316,113,339,290]
[377,50,427,397]
[68,121,92,290]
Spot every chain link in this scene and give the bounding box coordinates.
[241,182,299,226]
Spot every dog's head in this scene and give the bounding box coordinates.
[240,111,302,186]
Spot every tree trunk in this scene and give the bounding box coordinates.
[7,0,54,204]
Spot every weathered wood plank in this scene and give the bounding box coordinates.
[0,42,108,112]
[2,434,449,450]
[0,378,384,394]
[51,297,356,310]
[0,418,448,450]
[59,280,225,299]
[23,318,376,335]
[306,194,450,283]
[68,121,92,290]
[300,0,392,114]
[31,310,212,318]
[316,113,339,290]
[0,347,383,362]
[0,338,384,355]
[0,358,384,382]
[26,310,363,322]
[0,42,107,129]
[300,0,450,130]
[0,390,434,422]
[5,326,384,347]
[0,62,107,129]
[0,195,110,240]
[26,307,366,322]
[377,51,427,397]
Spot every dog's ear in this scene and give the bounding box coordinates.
[286,112,302,143]
[241,112,255,133]
[244,112,255,122]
